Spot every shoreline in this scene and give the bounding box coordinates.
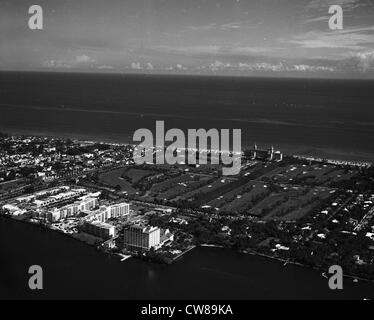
[198,244,374,284]
[1,129,372,167]
[242,248,374,284]
[2,214,374,284]
[172,245,196,261]
[0,214,120,260]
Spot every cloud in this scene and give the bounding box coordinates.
[220,22,242,31]
[283,26,374,50]
[236,62,285,72]
[129,62,154,70]
[145,62,154,70]
[97,65,113,70]
[151,45,284,58]
[75,55,95,64]
[176,64,187,70]
[303,0,371,27]
[153,45,221,55]
[187,24,216,31]
[303,15,330,25]
[292,64,335,72]
[187,21,259,32]
[131,62,142,70]
[210,60,232,71]
[43,54,96,69]
[203,54,374,75]
[341,50,374,72]
[43,60,72,69]
[306,0,363,12]
[206,60,335,73]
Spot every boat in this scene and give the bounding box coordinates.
[117,253,132,262]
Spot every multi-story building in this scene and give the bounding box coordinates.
[83,202,130,223]
[15,195,36,204]
[83,206,109,223]
[81,220,115,240]
[34,189,86,208]
[46,209,61,223]
[59,203,79,218]
[123,223,161,251]
[78,197,99,212]
[46,197,99,222]
[105,202,130,219]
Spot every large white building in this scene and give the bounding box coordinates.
[78,197,99,212]
[2,204,27,216]
[46,197,99,223]
[79,202,130,239]
[123,224,161,251]
[105,202,130,219]
[83,202,130,223]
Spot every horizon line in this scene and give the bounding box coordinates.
[1,68,373,81]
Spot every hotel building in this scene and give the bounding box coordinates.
[123,223,161,251]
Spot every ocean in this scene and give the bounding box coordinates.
[0,71,373,162]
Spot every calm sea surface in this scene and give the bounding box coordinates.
[1,216,373,300]
[0,72,373,161]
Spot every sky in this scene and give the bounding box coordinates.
[0,0,374,78]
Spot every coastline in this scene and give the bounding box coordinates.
[1,129,372,166]
[0,214,119,260]
[242,248,374,284]
[200,244,374,284]
[2,214,374,287]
